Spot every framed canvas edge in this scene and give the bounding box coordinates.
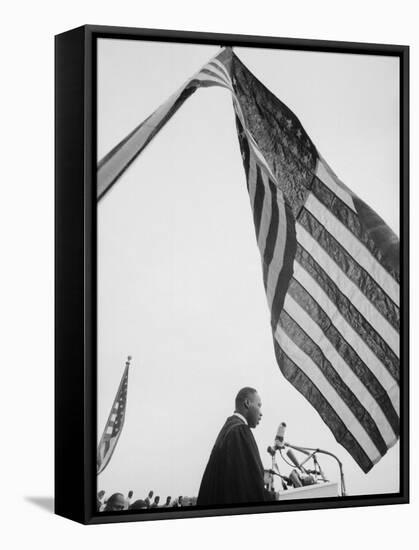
[55,24,410,526]
[55,25,87,524]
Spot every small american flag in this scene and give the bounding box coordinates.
[97,357,131,475]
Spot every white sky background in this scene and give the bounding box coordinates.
[97,38,400,502]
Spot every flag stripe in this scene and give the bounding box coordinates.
[98,436,119,474]
[103,438,111,457]
[273,340,375,472]
[296,235,399,374]
[283,293,398,446]
[239,129,251,184]
[237,121,296,337]
[298,207,399,332]
[287,277,400,436]
[192,73,233,91]
[247,153,258,208]
[210,58,232,81]
[296,220,399,357]
[199,67,231,84]
[274,326,381,467]
[261,179,280,288]
[252,166,265,240]
[294,247,400,387]
[266,189,288,311]
[311,175,400,285]
[279,306,390,456]
[315,157,356,212]
[270,199,298,326]
[304,193,399,307]
[202,64,233,87]
[256,171,273,255]
[311,174,400,284]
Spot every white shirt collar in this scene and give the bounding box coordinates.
[233,412,248,425]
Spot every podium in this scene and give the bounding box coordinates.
[277,481,339,500]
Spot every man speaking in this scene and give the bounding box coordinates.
[197,387,273,506]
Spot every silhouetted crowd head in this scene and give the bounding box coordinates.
[97,490,197,512]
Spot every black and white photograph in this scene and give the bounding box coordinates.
[4,0,417,547]
[95,35,404,514]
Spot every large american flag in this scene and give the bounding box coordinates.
[97,49,399,473]
[97,357,131,475]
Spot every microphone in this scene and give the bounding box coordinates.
[267,446,276,456]
[289,470,303,488]
[286,448,307,474]
[274,422,287,450]
[286,448,300,468]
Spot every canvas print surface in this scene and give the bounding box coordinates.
[96,38,400,513]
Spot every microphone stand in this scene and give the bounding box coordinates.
[267,447,288,492]
[285,443,346,497]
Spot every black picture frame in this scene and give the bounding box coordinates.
[55,24,409,525]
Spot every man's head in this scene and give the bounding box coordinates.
[235,387,262,428]
[128,490,133,499]
[130,499,147,510]
[154,496,160,504]
[148,490,154,499]
[165,496,171,504]
[104,493,126,512]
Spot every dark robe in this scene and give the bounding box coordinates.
[197,415,270,506]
